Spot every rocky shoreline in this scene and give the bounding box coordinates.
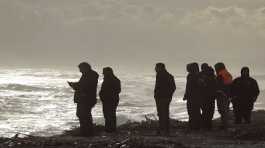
[1,110,265,148]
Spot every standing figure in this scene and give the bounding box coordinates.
[68,62,99,137]
[198,63,216,130]
[99,67,121,132]
[214,62,233,129]
[184,63,201,130]
[154,63,176,135]
[231,67,260,124]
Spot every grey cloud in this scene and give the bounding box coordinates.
[0,0,265,68]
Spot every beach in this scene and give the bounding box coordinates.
[0,68,264,137]
[1,110,265,148]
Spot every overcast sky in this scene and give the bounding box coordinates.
[0,0,265,71]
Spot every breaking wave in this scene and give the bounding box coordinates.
[0,68,264,137]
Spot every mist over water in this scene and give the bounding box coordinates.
[0,68,264,137]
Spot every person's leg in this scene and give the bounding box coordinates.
[103,102,110,132]
[157,100,170,135]
[232,100,242,124]
[76,103,86,136]
[201,98,214,130]
[192,101,202,130]
[86,107,94,136]
[155,99,163,132]
[164,101,170,133]
[201,102,207,129]
[187,100,193,129]
[217,95,229,129]
[243,110,251,124]
[206,100,215,129]
[78,104,94,137]
[109,101,118,132]
[243,101,254,124]
[159,101,166,131]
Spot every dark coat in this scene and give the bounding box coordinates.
[184,73,201,101]
[73,70,99,106]
[198,71,217,100]
[154,70,176,101]
[231,76,260,102]
[99,75,121,103]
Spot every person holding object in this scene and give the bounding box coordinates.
[154,63,176,135]
[68,62,99,137]
[99,67,121,133]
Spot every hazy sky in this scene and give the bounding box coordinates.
[1,0,265,70]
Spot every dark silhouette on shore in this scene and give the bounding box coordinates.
[68,62,99,137]
[231,67,260,124]
[154,63,176,135]
[198,63,216,130]
[214,62,233,129]
[65,61,262,139]
[183,63,202,130]
[99,67,121,133]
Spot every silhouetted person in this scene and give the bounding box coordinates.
[183,63,202,130]
[68,62,99,137]
[154,63,176,135]
[198,63,216,130]
[214,62,233,129]
[99,67,121,133]
[231,67,260,124]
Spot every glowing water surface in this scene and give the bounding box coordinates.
[0,68,264,137]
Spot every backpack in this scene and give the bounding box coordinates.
[218,69,233,85]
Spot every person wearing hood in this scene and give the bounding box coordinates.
[183,62,202,130]
[68,62,99,137]
[214,62,233,129]
[198,63,217,130]
[231,67,260,124]
[99,67,121,132]
[154,63,176,135]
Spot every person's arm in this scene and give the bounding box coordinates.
[67,81,79,90]
[230,79,237,98]
[183,75,191,100]
[154,75,159,99]
[171,75,176,94]
[99,82,104,99]
[253,79,260,102]
[117,79,121,94]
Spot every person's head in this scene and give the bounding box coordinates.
[201,63,209,72]
[214,62,225,73]
[187,62,199,74]
[241,67,250,78]
[78,62,91,74]
[155,63,166,73]
[207,66,215,76]
[103,67,114,77]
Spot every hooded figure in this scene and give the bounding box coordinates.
[154,63,176,135]
[198,64,217,130]
[68,62,99,137]
[99,67,121,132]
[183,62,202,130]
[231,67,260,124]
[214,62,233,129]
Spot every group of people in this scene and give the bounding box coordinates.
[184,62,260,130]
[68,62,260,137]
[68,62,121,137]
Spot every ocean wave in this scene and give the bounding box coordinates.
[0,84,54,92]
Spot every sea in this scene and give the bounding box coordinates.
[0,68,264,137]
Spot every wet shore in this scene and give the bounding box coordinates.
[1,110,265,148]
